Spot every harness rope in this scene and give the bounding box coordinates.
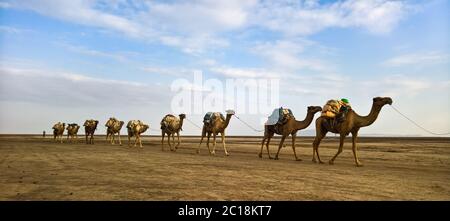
[185,118,203,130]
[233,115,265,132]
[390,105,450,136]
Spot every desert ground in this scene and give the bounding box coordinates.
[0,134,449,200]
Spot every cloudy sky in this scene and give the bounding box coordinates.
[0,0,449,136]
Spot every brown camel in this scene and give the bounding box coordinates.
[52,122,65,143]
[66,123,80,142]
[197,110,235,156]
[260,106,323,161]
[83,119,99,144]
[160,114,186,151]
[105,117,124,145]
[312,97,393,167]
[127,120,149,148]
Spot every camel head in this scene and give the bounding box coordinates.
[225,110,235,116]
[373,97,393,107]
[307,106,322,114]
[179,114,186,119]
[141,124,149,133]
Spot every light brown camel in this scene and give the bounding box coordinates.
[259,106,323,161]
[66,123,80,142]
[83,119,99,144]
[160,114,186,151]
[52,122,65,143]
[127,120,149,148]
[105,117,124,145]
[312,97,393,167]
[197,110,235,156]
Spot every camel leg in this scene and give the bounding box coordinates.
[111,133,115,145]
[167,133,173,151]
[211,133,217,156]
[351,130,363,167]
[171,134,176,151]
[274,135,287,160]
[266,132,274,159]
[312,122,327,164]
[292,132,301,161]
[330,134,346,165]
[259,135,267,158]
[206,133,212,155]
[161,131,165,151]
[221,132,229,156]
[139,134,143,148]
[175,131,180,149]
[197,127,206,154]
[118,132,122,146]
[128,134,131,147]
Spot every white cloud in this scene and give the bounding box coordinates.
[5,0,414,54]
[0,25,32,34]
[251,0,410,36]
[56,42,129,62]
[251,39,331,72]
[209,66,282,78]
[382,52,449,67]
[0,67,170,107]
[141,67,199,77]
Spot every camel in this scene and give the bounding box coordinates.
[83,119,99,144]
[312,97,393,167]
[126,120,149,148]
[105,117,124,145]
[66,123,80,142]
[52,122,65,143]
[160,114,186,151]
[259,106,323,161]
[197,110,235,156]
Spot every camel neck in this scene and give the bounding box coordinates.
[179,118,185,128]
[355,103,383,127]
[223,114,232,128]
[295,111,315,130]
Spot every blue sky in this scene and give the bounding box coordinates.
[0,0,449,136]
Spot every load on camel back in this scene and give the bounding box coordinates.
[265,107,295,126]
[161,114,182,131]
[321,98,352,123]
[203,112,226,125]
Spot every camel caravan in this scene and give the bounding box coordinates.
[48,96,392,166]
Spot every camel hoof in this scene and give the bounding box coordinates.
[274,157,279,160]
[258,153,262,158]
[356,163,364,167]
[196,150,200,154]
[268,156,273,160]
[329,160,334,165]
[319,161,325,164]
[225,153,229,156]
[211,151,216,156]
[295,158,302,161]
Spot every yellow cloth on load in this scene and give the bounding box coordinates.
[321,100,341,118]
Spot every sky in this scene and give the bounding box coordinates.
[0,0,449,136]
